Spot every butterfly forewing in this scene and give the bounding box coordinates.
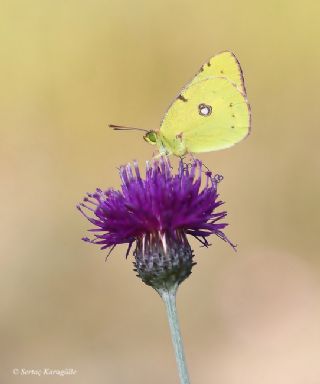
[188,51,247,94]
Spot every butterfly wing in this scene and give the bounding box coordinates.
[188,50,247,94]
[160,77,250,154]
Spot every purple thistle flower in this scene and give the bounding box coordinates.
[77,158,234,289]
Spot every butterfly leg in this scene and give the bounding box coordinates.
[152,150,171,159]
[188,153,223,184]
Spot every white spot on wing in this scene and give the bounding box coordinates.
[198,103,212,116]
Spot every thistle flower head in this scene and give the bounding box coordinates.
[77,158,234,290]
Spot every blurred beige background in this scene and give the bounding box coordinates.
[1,1,320,383]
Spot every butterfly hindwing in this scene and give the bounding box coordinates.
[160,77,250,154]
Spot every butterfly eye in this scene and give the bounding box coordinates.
[198,103,212,116]
[143,131,157,144]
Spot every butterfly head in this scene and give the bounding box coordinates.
[143,130,158,145]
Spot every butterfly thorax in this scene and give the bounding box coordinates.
[160,132,187,156]
[144,130,187,157]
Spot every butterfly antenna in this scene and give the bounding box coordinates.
[109,124,149,133]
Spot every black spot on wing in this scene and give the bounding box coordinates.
[178,94,188,102]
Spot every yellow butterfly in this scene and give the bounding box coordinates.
[111,51,251,157]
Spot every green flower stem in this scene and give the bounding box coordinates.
[158,286,191,384]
